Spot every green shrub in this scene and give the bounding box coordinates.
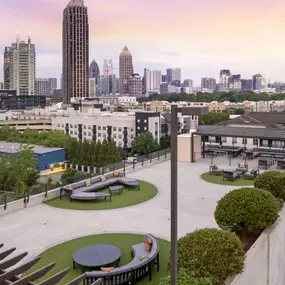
[159,268,212,285]
[177,228,244,285]
[254,171,285,200]
[214,188,279,232]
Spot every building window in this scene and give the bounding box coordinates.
[113,127,117,131]
[75,125,77,128]
[221,137,227,143]
[57,124,60,127]
[103,134,106,138]
[137,126,140,130]
[130,128,134,132]
[98,133,101,137]
[253,138,258,146]
[272,141,282,148]
[113,134,117,139]
[131,135,134,139]
[118,127,122,131]
[83,132,86,136]
[242,138,247,145]
[209,136,215,142]
[70,124,73,128]
[88,132,91,136]
[232,137,237,144]
[137,119,140,123]
[98,126,101,130]
[75,131,77,135]
[61,124,64,128]
[262,140,269,147]
[83,125,86,129]
[144,127,147,131]
[119,142,122,147]
[144,120,147,123]
[70,131,73,135]
[103,127,106,131]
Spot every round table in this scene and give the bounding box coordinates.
[73,244,121,272]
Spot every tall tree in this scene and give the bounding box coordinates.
[132,132,159,154]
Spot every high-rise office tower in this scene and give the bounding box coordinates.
[144,69,162,94]
[119,46,133,95]
[103,59,113,76]
[62,0,89,104]
[89,60,100,79]
[89,78,96,97]
[252,74,266,90]
[166,68,181,84]
[36,78,57,96]
[229,74,242,91]
[8,35,36,95]
[128,73,142,97]
[201,77,216,91]
[219,70,231,91]
[3,47,11,89]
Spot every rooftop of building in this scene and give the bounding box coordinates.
[0,141,64,154]
[218,112,285,127]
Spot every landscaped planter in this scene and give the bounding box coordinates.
[226,206,285,285]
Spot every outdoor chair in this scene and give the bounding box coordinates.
[244,169,259,180]
[236,163,248,174]
[209,165,223,176]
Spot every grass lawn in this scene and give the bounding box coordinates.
[44,180,158,210]
[25,233,170,285]
[201,172,255,186]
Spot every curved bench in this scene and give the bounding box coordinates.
[70,192,111,202]
[84,234,159,285]
[62,172,139,198]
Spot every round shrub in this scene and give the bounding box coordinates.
[159,268,212,285]
[254,171,285,200]
[215,187,279,232]
[177,228,244,285]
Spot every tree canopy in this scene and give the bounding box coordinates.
[198,111,229,125]
[0,127,122,167]
[138,91,284,104]
[132,132,159,154]
[0,145,38,196]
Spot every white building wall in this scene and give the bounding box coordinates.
[148,116,160,143]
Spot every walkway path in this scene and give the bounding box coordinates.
[0,159,243,260]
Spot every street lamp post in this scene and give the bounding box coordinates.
[170,105,178,285]
[170,105,209,285]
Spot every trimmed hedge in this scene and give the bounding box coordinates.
[159,268,212,285]
[214,188,279,232]
[254,171,285,201]
[177,228,244,285]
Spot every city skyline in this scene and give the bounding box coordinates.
[0,0,285,84]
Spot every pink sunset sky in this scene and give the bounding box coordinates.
[0,0,285,84]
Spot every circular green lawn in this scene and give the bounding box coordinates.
[26,233,170,285]
[44,180,158,210]
[201,172,255,186]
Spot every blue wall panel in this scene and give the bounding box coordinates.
[33,149,66,171]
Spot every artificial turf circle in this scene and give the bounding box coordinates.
[201,172,255,186]
[44,180,158,210]
[26,233,170,285]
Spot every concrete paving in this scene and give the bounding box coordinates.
[0,157,257,260]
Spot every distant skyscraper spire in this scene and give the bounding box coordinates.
[119,46,133,95]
